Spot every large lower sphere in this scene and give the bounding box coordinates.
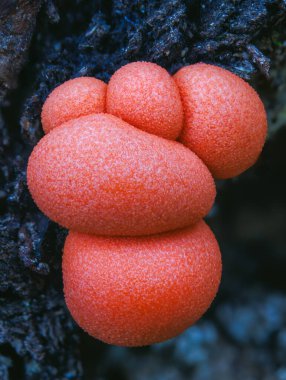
[62,220,222,347]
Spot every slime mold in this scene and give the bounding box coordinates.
[27,113,215,236]
[26,60,268,347]
[63,220,222,347]
[107,61,183,140]
[41,77,107,134]
[174,63,267,179]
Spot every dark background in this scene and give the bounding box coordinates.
[1,1,286,379]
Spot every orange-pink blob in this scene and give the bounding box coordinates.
[63,220,222,346]
[174,63,267,179]
[27,113,215,236]
[41,77,107,133]
[107,62,184,140]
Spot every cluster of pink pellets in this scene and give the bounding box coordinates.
[27,62,267,347]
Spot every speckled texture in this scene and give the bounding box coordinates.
[63,220,222,347]
[27,113,215,236]
[41,77,107,134]
[106,62,184,140]
[174,63,267,179]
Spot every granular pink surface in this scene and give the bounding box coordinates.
[174,63,267,179]
[63,220,222,346]
[107,62,184,140]
[27,113,215,236]
[41,77,107,133]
